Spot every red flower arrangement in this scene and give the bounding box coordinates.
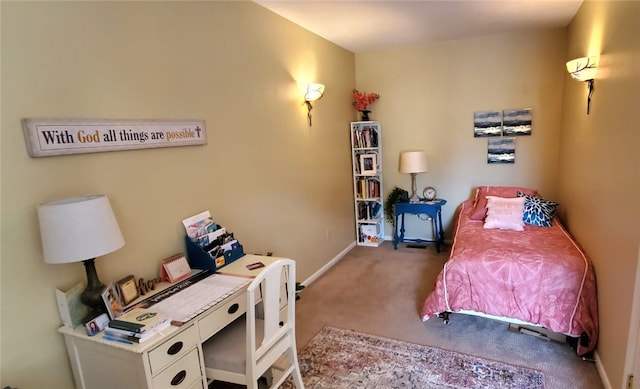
[352,89,380,111]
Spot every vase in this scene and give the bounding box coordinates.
[360,110,371,121]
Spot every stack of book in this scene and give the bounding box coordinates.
[104,307,171,344]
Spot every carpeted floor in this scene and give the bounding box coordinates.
[281,326,545,388]
[211,241,604,389]
[293,241,603,389]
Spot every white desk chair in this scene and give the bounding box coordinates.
[202,259,304,389]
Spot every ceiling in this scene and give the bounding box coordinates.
[254,0,583,53]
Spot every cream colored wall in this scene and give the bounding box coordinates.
[559,1,640,388]
[0,2,356,387]
[355,29,567,237]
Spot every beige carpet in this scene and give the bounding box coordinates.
[211,241,603,388]
[293,241,603,389]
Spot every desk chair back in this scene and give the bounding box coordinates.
[203,259,304,389]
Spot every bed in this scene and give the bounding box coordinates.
[420,186,598,356]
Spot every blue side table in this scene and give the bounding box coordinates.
[393,199,447,252]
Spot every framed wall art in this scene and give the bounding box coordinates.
[473,110,502,137]
[487,137,516,164]
[503,108,532,136]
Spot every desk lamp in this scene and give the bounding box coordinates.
[38,194,125,315]
[399,151,428,203]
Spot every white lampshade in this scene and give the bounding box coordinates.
[399,151,428,174]
[566,56,599,81]
[304,83,325,102]
[38,194,125,264]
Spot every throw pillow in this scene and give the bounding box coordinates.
[483,196,525,231]
[470,186,538,220]
[517,192,559,227]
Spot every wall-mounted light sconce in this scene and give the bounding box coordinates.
[304,83,325,126]
[566,56,599,114]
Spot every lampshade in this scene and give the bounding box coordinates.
[399,151,428,174]
[38,194,125,264]
[566,56,599,81]
[304,83,325,102]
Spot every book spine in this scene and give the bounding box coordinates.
[108,320,145,333]
[104,332,143,343]
[105,327,139,338]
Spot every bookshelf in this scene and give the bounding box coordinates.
[350,121,384,247]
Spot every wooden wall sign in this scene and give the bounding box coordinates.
[22,118,207,157]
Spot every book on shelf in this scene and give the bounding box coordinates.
[104,319,171,343]
[108,307,170,333]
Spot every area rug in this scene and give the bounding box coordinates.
[281,326,544,388]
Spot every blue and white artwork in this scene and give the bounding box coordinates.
[487,137,516,164]
[474,110,502,137]
[502,108,532,136]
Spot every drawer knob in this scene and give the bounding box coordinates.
[167,341,183,355]
[228,303,239,314]
[170,370,187,386]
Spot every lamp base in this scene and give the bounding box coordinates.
[409,173,420,203]
[80,258,107,315]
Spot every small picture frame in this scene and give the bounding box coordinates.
[116,275,139,306]
[101,283,124,320]
[360,153,377,175]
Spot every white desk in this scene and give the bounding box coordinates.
[59,254,287,389]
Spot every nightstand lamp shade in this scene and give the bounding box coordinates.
[399,151,428,203]
[38,194,125,313]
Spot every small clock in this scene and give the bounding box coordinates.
[423,186,437,201]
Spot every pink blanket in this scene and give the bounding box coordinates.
[421,199,598,355]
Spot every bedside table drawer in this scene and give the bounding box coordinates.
[198,292,246,341]
[149,325,199,375]
[152,348,202,389]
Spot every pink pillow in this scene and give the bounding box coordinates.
[470,186,538,220]
[483,196,525,231]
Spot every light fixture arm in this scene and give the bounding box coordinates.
[586,79,594,115]
[305,100,314,126]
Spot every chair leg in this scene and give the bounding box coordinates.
[288,348,304,388]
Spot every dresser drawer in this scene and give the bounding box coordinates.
[149,325,199,375]
[152,348,202,389]
[197,292,246,341]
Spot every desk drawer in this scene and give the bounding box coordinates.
[152,348,202,389]
[197,292,246,341]
[149,325,199,375]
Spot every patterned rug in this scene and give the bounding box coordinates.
[281,327,544,388]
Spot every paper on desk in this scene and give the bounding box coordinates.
[152,273,250,324]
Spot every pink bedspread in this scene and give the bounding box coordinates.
[421,199,598,355]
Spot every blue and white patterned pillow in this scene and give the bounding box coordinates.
[517,192,559,227]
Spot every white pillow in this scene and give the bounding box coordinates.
[483,196,525,231]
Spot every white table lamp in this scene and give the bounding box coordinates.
[38,194,125,314]
[399,151,428,203]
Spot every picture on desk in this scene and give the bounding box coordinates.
[102,283,124,320]
[116,274,139,306]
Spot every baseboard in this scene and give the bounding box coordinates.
[594,351,612,389]
[299,241,356,287]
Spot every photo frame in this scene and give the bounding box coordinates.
[116,275,139,306]
[359,153,377,175]
[101,283,125,320]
